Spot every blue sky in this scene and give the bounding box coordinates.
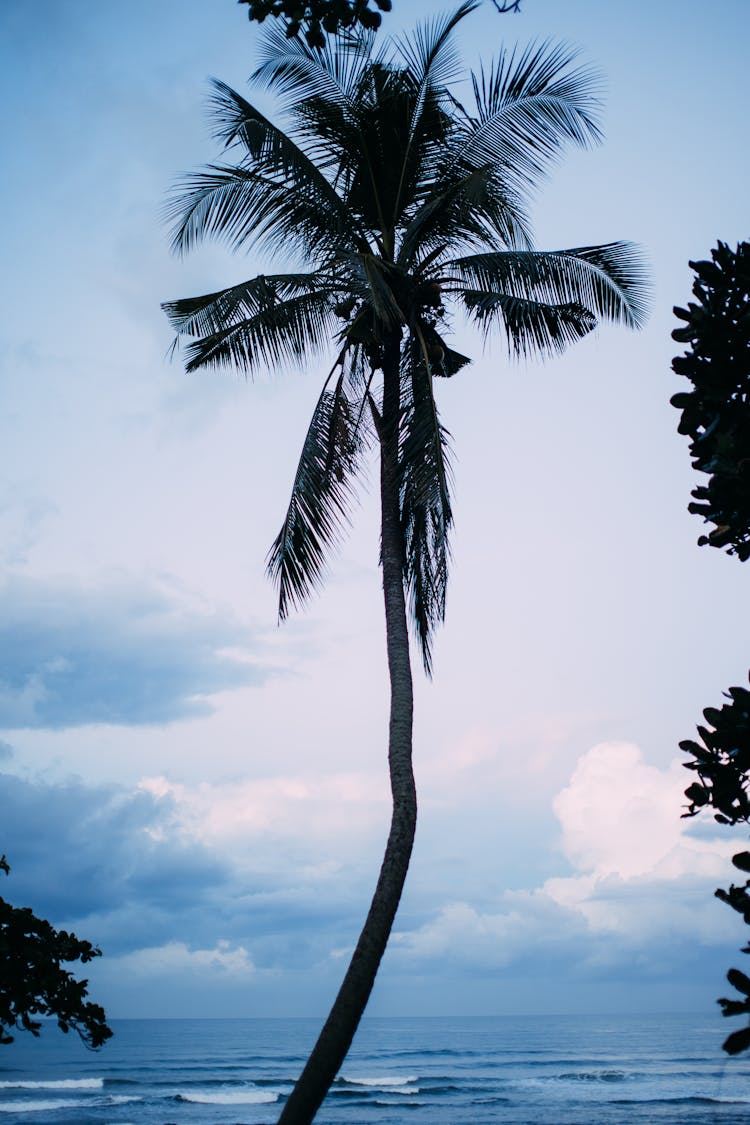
[1,0,749,1023]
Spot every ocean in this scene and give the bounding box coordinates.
[0,1014,748,1124]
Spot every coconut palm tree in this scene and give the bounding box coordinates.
[162,6,648,1121]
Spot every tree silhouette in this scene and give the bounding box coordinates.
[0,856,112,1049]
[674,240,750,1055]
[164,7,647,1120]
[237,0,521,49]
[672,241,750,558]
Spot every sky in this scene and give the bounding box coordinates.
[1,0,749,1027]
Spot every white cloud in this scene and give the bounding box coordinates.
[393,742,740,973]
[393,896,582,968]
[544,742,735,932]
[139,769,390,852]
[115,940,256,978]
[552,741,725,879]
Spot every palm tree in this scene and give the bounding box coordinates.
[162,6,648,1122]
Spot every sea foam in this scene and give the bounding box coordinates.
[175,1088,278,1105]
[0,1079,103,1091]
[342,1074,418,1087]
[0,1099,84,1114]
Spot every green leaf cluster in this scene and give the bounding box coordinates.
[671,241,750,559]
[0,857,112,1049]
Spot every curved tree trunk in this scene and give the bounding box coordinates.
[276,338,416,1125]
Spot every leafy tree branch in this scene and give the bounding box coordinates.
[0,856,112,1049]
[682,685,750,1055]
[674,240,750,1055]
[237,0,521,49]
[672,241,750,559]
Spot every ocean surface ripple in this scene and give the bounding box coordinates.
[0,1014,748,1125]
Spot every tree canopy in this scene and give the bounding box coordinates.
[164,10,647,671]
[675,241,750,1055]
[237,0,521,49]
[671,241,750,559]
[682,685,750,1055]
[0,856,112,1049]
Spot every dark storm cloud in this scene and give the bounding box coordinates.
[0,771,229,928]
[0,577,270,729]
[0,769,362,967]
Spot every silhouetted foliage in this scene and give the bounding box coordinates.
[0,856,112,1049]
[682,684,750,1054]
[675,244,750,1054]
[237,0,520,48]
[671,241,750,559]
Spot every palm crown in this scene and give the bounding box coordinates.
[163,1,647,672]
[164,10,649,1120]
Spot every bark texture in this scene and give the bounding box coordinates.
[276,341,416,1125]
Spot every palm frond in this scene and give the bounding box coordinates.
[267,372,369,618]
[162,272,332,340]
[447,243,650,330]
[252,21,375,108]
[395,1,479,90]
[390,80,455,234]
[206,79,370,254]
[397,165,531,268]
[368,13,463,232]
[208,78,299,158]
[164,163,353,262]
[560,242,651,328]
[462,288,596,357]
[290,89,374,194]
[398,330,454,673]
[341,339,370,393]
[454,41,603,192]
[172,289,339,375]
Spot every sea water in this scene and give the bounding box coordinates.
[0,1014,748,1124]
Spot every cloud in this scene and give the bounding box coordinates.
[391,742,741,982]
[129,770,395,963]
[115,940,256,979]
[544,741,735,931]
[391,896,584,972]
[0,576,273,729]
[4,738,741,1018]
[0,764,383,973]
[139,769,390,852]
[553,742,699,878]
[0,770,229,935]
[0,739,12,761]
